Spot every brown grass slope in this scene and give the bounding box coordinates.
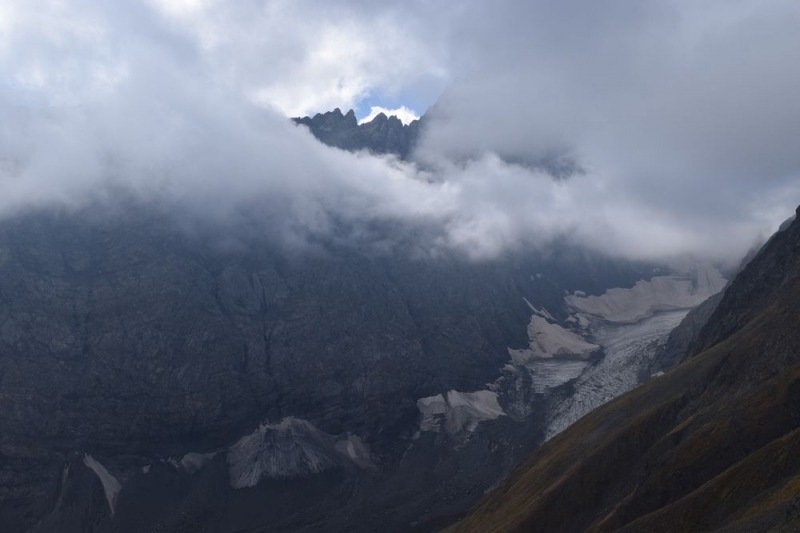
[455,207,800,533]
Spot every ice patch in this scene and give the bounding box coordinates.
[180,452,217,475]
[333,434,373,469]
[523,298,554,320]
[83,454,122,516]
[508,315,600,364]
[417,390,505,434]
[566,264,726,324]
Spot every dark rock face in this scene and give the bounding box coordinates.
[0,207,656,532]
[293,108,422,159]
[455,209,800,533]
[646,291,723,376]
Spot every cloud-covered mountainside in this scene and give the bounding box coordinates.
[0,154,749,533]
[0,194,736,531]
[1,0,799,264]
[1,1,799,531]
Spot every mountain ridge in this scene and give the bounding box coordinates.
[293,108,422,159]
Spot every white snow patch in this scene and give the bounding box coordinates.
[417,390,505,434]
[180,452,217,475]
[333,434,374,469]
[508,315,600,364]
[566,264,726,324]
[523,298,555,320]
[83,454,122,516]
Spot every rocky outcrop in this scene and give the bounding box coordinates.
[293,108,422,159]
[646,291,724,376]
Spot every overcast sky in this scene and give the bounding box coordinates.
[1,0,799,264]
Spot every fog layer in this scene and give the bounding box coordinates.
[1,0,799,264]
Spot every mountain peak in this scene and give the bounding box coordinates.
[293,108,423,159]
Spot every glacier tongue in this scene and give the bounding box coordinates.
[544,309,688,440]
[502,264,727,421]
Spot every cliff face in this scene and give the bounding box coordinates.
[455,206,800,533]
[293,108,421,159]
[0,206,663,532]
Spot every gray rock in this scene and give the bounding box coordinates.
[293,108,422,159]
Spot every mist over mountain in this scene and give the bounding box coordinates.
[1,1,800,532]
[0,112,746,530]
[0,196,686,532]
[2,1,798,265]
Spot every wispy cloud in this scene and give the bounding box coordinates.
[1,0,798,265]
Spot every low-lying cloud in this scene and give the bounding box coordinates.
[1,0,799,265]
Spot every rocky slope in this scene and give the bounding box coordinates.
[454,205,800,533]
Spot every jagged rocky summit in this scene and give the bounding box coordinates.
[293,108,422,159]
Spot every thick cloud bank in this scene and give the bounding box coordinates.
[1,0,798,264]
